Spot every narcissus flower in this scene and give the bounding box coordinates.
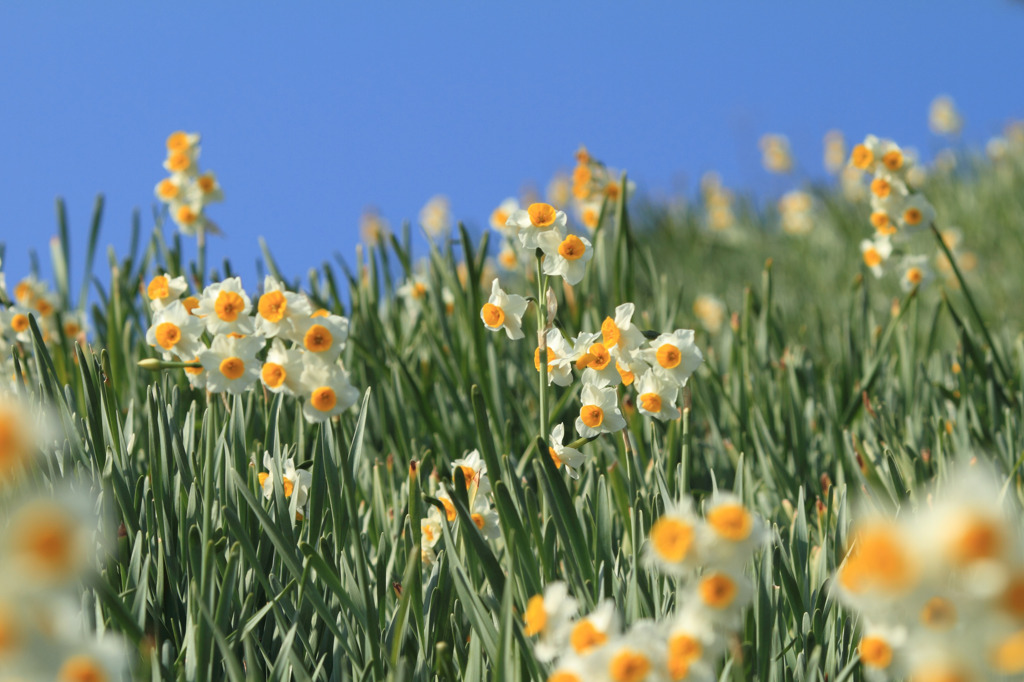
[759,134,793,174]
[451,449,491,496]
[0,306,34,344]
[298,358,360,423]
[702,494,767,565]
[259,451,312,509]
[567,600,619,656]
[2,493,98,586]
[490,197,520,237]
[899,255,933,292]
[823,130,846,175]
[859,237,893,278]
[146,273,188,311]
[536,329,575,387]
[600,303,646,355]
[481,279,528,340]
[289,314,349,364]
[195,278,254,336]
[260,339,304,395]
[523,581,577,662]
[548,423,586,479]
[419,194,451,238]
[537,230,593,285]
[693,295,726,334]
[896,194,935,232]
[643,330,704,387]
[146,300,204,360]
[0,396,45,484]
[198,333,265,394]
[929,95,963,136]
[635,369,680,421]
[575,384,626,438]
[255,276,313,338]
[645,501,702,575]
[508,202,568,250]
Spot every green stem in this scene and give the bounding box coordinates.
[536,256,549,442]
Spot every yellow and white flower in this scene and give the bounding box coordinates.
[198,333,265,394]
[480,279,528,340]
[635,369,680,422]
[859,237,893,278]
[548,423,586,479]
[469,494,500,540]
[575,384,626,438]
[191,170,224,204]
[489,197,520,237]
[1,491,98,586]
[196,277,254,336]
[899,255,933,292]
[701,493,768,566]
[759,134,793,174]
[575,337,622,388]
[693,295,726,334]
[537,230,593,285]
[823,130,846,175]
[507,202,568,250]
[289,314,349,365]
[419,194,451,239]
[643,330,703,387]
[536,328,575,387]
[298,358,360,423]
[146,300,205,361]
[665,607,721,682]
[566,599,619,657]
[601,303,647,356]
[0,306,34,344]
[258,451,312,509]
[929,95,963,136]
[255,276,313,338]
[896,194,935,233]
[260,339,304,395]
[145,273,188,311]
[645,500,702,576]
[523,581,578,662]
[451,449,491,496]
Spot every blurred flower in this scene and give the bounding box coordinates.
[489,197,520,237]
[419,195,451,239]
[523,581,577,662]
[693,295,726,334]
[759,134,793,174]
[778,190,815,235]
[929,95,963,136]
[823,130,846,174]
[258,451,312,508]
[359,208,390,246]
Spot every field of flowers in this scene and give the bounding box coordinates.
[3,114,1024,681]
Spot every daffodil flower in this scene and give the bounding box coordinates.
[258,451,312,509]
[195,278,255,336]
[575,384,626,438]
[508,202,568,250]
[635,369,680,421]
[859,237,893,278]
[146,274,189,312]
[642,330,703,387]
[288,315,349,365]
[489,197,520,238]
[548,423,586,479]
[198,334,265,394]
[260,339,304,395]
[536,230,593,285]
[523,581,578,662]
[146,300,205,361]
[899,254,933,292]
[255,276,313,338]
[298,358,360,423]
[480,279,528,340]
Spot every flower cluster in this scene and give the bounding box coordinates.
[759,134,793,174]
[850,135,936,291]
[1,274,86,347]
[154,131,223,236]
[700,173,737,234]
[420,450,500,565]
[571,146,633,233]
[834,468,1024,680]
[144,274,359,422]
[530,494,767,681]
[0,394,130,680]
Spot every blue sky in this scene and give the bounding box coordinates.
[1,2,1022,295]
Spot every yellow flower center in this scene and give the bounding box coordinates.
[11,313,29,333]
[198,174,216,193]
[548,446,563,469]
[457,465,476,487]
[441,497,457,522]
[311,308,330,318]
[580,404,604,429]
[582,207,599,230]
[882,150,903,171]
[858,636,893,669]
[870,177,891,198]
[528,202,557,227]
[0,412,29,480]
[570,620,607,654]
[490,208,509,227]
[668,634,702,679]
[906,267,924,286]
[993,629,1024,674]
[1001,575,1024,617]
[588,343,611,370]
[657,344,681,369]
[950,515,1004,565]
[863,247,882,268]
[258,291,288,322]
[604,182,621,200]
[851,144,873,169]
[35,298,53,316]
[58,654,109,682]
[549,673,582,682]
[304,324,333,352]
[167,151,191,173]
[602,317,621,347]
[699,573,738,609]
[12,507,77,579]
[650,516,694,562]
[609,649,650,682]
[14,281,32,303]
[166,131,190,151]
[184,357,203,376]
[219,357,245,380]
[707,503,753,541]
[639,392,662,414]
[182,296,200,315]
[535,347,556,372]
[617,361,635,386]
[558,235,586,261]
[155,322,182,350]
[215,291,245,322]
[147,275,170,300]
[471,513,485,530]
[157,178,179,200]
[481,303,505,329]
[311,386,337,412]
[838,523,916,594]
[920,596,956,630]
[523,595,547,636]
[904,207,923,225]
[262,363,286,388]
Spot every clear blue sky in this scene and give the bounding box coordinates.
[1,2,1022,295]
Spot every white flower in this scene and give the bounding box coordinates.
[575,384,626,438]
[451,449,491,497]
[298,357,360,423]
[0,307,34,344]
[899,254,933,292]
[645,500,702,576]
[259,451,312,508]
[642,330,703,387]
[260,339,304,395]
[489,197,520,237]
[929,95,963,136]
[255,276,313,338]
[859,237,893,278]
[548,423,586,479]
[536,231,593,285]
[896,193,935,232]
[421,517,442,549]
[480,279,528,340]
[419,195,451,239]
[507,202,568,250]
[198,333,265,394]
[701,493,768,568]
[635,369,680,421]
[693,295,726,334]
[522,581,578,662]
[565,599,620,657]
[578,339,621,388]
[536,328,575,387]
[468,495,500,540]
[190,170,224,204]
[146,300,205,361]
[665,607,722,682]
[145,274,188,312]
[195,277,254,336]
[288,314,349,364]
[601,302,647,355]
